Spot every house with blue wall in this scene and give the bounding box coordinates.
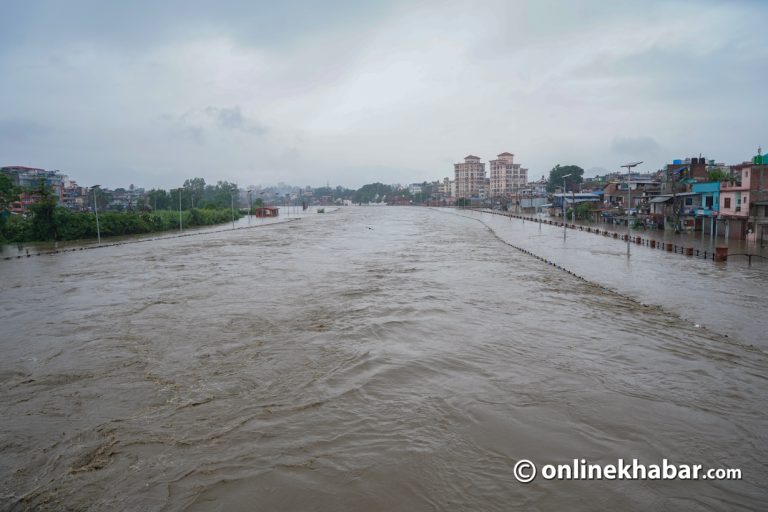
[691,181,720,236]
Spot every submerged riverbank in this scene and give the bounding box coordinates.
[437,207,767,348]
[0,206,337,259]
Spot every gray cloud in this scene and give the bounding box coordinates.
[611,136,661,156]
[1,0,766,188]
[162,107,268,145]
[204,106,268,135]
[0,1,395,54]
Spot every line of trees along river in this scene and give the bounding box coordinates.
[0,180,242,244]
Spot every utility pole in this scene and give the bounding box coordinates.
[561,173,572,240]
[176,188,183,233]
[231,188,236,229]
[621,161,643,257]
[248,189,253,225]
[91,185,101,243]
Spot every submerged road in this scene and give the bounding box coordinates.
[1,206,766,511]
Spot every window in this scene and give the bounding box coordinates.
[685,197,693,206]
[724,197,731,209]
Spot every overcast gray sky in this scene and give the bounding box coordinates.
[1,0,766,189]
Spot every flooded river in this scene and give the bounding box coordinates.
[1,207,766,511]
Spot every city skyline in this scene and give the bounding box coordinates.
[1,0,766,189]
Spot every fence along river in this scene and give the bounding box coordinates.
[0,207,765,511]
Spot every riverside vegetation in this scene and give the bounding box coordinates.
[0,176,242,244]
[1,205,243,245]
[0,178,243,245]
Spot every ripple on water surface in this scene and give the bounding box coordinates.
[0,207,765,511]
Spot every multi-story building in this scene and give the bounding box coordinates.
[522,177,548,197]
[719,160,768,239]
[454,155,486,198]
[439,177,454,197]
[603,178,661,209]
[61,175,88,211]
[0,166,65,213]
[488,152,528,198]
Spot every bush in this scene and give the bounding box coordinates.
[0,207,243,243]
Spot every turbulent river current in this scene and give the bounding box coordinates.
[1,207,766,511]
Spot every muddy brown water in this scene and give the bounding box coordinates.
[1,207,766,511]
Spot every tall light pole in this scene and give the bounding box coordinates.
[91,185,101,244]
[621,161,643,257]
[176,187,183,233]
[248,189,253,225]
[231,187,237,229]
[561,173,572,240]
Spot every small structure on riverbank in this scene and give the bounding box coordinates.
[253,207,279,218]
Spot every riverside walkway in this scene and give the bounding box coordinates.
[472,208,768,263]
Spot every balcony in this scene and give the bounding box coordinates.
[720,181,747,191]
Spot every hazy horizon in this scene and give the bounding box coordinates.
[1,0,766,189]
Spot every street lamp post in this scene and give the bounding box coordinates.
[231,188,237,229]
[91,185,101,244]
[621,161,643,257]
[248,189,253,225]
[176,188,183,233]
[561,173,572,240]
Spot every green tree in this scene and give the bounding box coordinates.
[200,181,238,208]
[313,186,333,198]
[0,174,21,242]
[547,164,584,193]
[412,182,434,204]
[334,186,354,200]
[353,182,394,203]
[0,174,20,213]
[183,177,206,208]
[707,168,731,182]
[27,180,60,240]
[147,189,171,211]
[89,187,112,211]
[566,201,594,221]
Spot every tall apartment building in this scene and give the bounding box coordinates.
[454,155,486,198]
[489,152,528,198]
